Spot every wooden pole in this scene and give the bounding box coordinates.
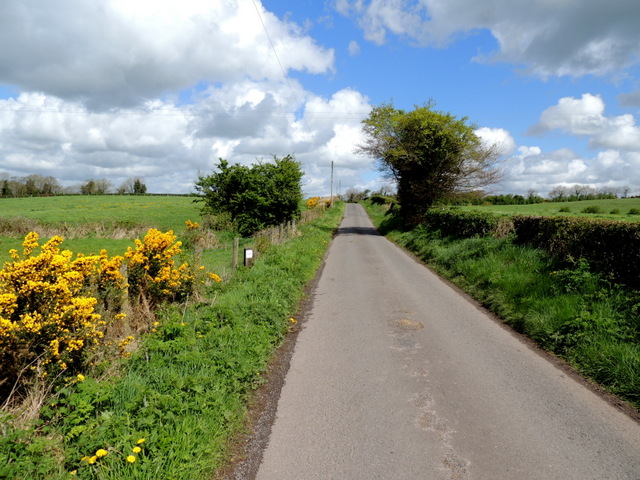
[232,237,239,269]
[330,160,334,208]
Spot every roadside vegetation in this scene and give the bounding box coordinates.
[363,200,640,411]
[0,191,344,479]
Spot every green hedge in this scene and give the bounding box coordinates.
[512,215,640,287]
[418,209,640,288]
[422,209,512,238]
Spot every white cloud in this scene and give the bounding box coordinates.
[529,94,640,151]
[334,0,640,77]
[0,1,383,196]
[619,91,640,108]
[348,40,361,56]
[335,0,430,45]
[0,84,373,196]
[0,0,335,109]
[475,127,516,156]
[498,146,640,196]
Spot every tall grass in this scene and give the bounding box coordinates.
[363,201,640,409]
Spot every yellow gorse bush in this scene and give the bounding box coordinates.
[185,219,200,230]
[1,228,196,403]
[125,229,193,305]
[306,196,321,209]
[0,233,126,392]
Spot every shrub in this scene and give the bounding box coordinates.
[581,205,602,214]
[422,209,513,239]
[559,206,571,213]
[610,208,621,214]
[0,233,126,401]
[125,229,194,306]
[306,196,321,209]
[512,215,640,287]
[195,156,303,236]
[628,208,640,215]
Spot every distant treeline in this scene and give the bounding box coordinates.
[444,184,637,206]
[0,173,151,197]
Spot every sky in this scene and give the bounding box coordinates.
[1,0,639,197]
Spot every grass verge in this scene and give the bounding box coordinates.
[363,201,640,410]
[0,203,344,480]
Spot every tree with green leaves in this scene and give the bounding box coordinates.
[195,155,303,236]
[133,178,147,194]
[358,102,503,224]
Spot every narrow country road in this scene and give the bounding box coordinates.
[254,204,640,480]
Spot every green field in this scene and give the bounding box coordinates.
[460,197,640,221]
[0,195,242,273]
[0,195,202,231]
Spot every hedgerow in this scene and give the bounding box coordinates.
[422,208,512,238]
[512,215,640,287]
[412,208,640,288]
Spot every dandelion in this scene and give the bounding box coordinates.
[88,456,98,464]
[132,446,142,453]
[95,449,108,458]
[76,374,85,382]
[126,455,136,463]
[137,438,145,444]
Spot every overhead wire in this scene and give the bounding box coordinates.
[249,0,322,151]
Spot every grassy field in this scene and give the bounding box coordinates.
[0,195,242,273]
[0,195,202,231]
[460,197,640,220]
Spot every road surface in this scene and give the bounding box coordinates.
[254,203,640,479]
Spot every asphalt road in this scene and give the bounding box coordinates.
[254,203,640,480]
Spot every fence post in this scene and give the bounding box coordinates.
[232,237,239,269]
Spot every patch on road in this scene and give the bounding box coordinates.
[389,318,424,330]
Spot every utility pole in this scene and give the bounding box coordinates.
[330,161,334,208]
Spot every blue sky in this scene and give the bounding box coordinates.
[1,0,639,197]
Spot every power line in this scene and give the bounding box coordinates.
[250,0,321,151]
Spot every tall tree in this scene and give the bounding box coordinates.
[195,155,303,236]
[358,102,503,224]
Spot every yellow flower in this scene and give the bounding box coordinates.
[132,446,142,453]
[88,456,98,464]
[207,272,222,283]
[76,374,85,382]
[95,449,108,458]
[185,219,200,230]
[126,455,136,463]
[137,438,145,444]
